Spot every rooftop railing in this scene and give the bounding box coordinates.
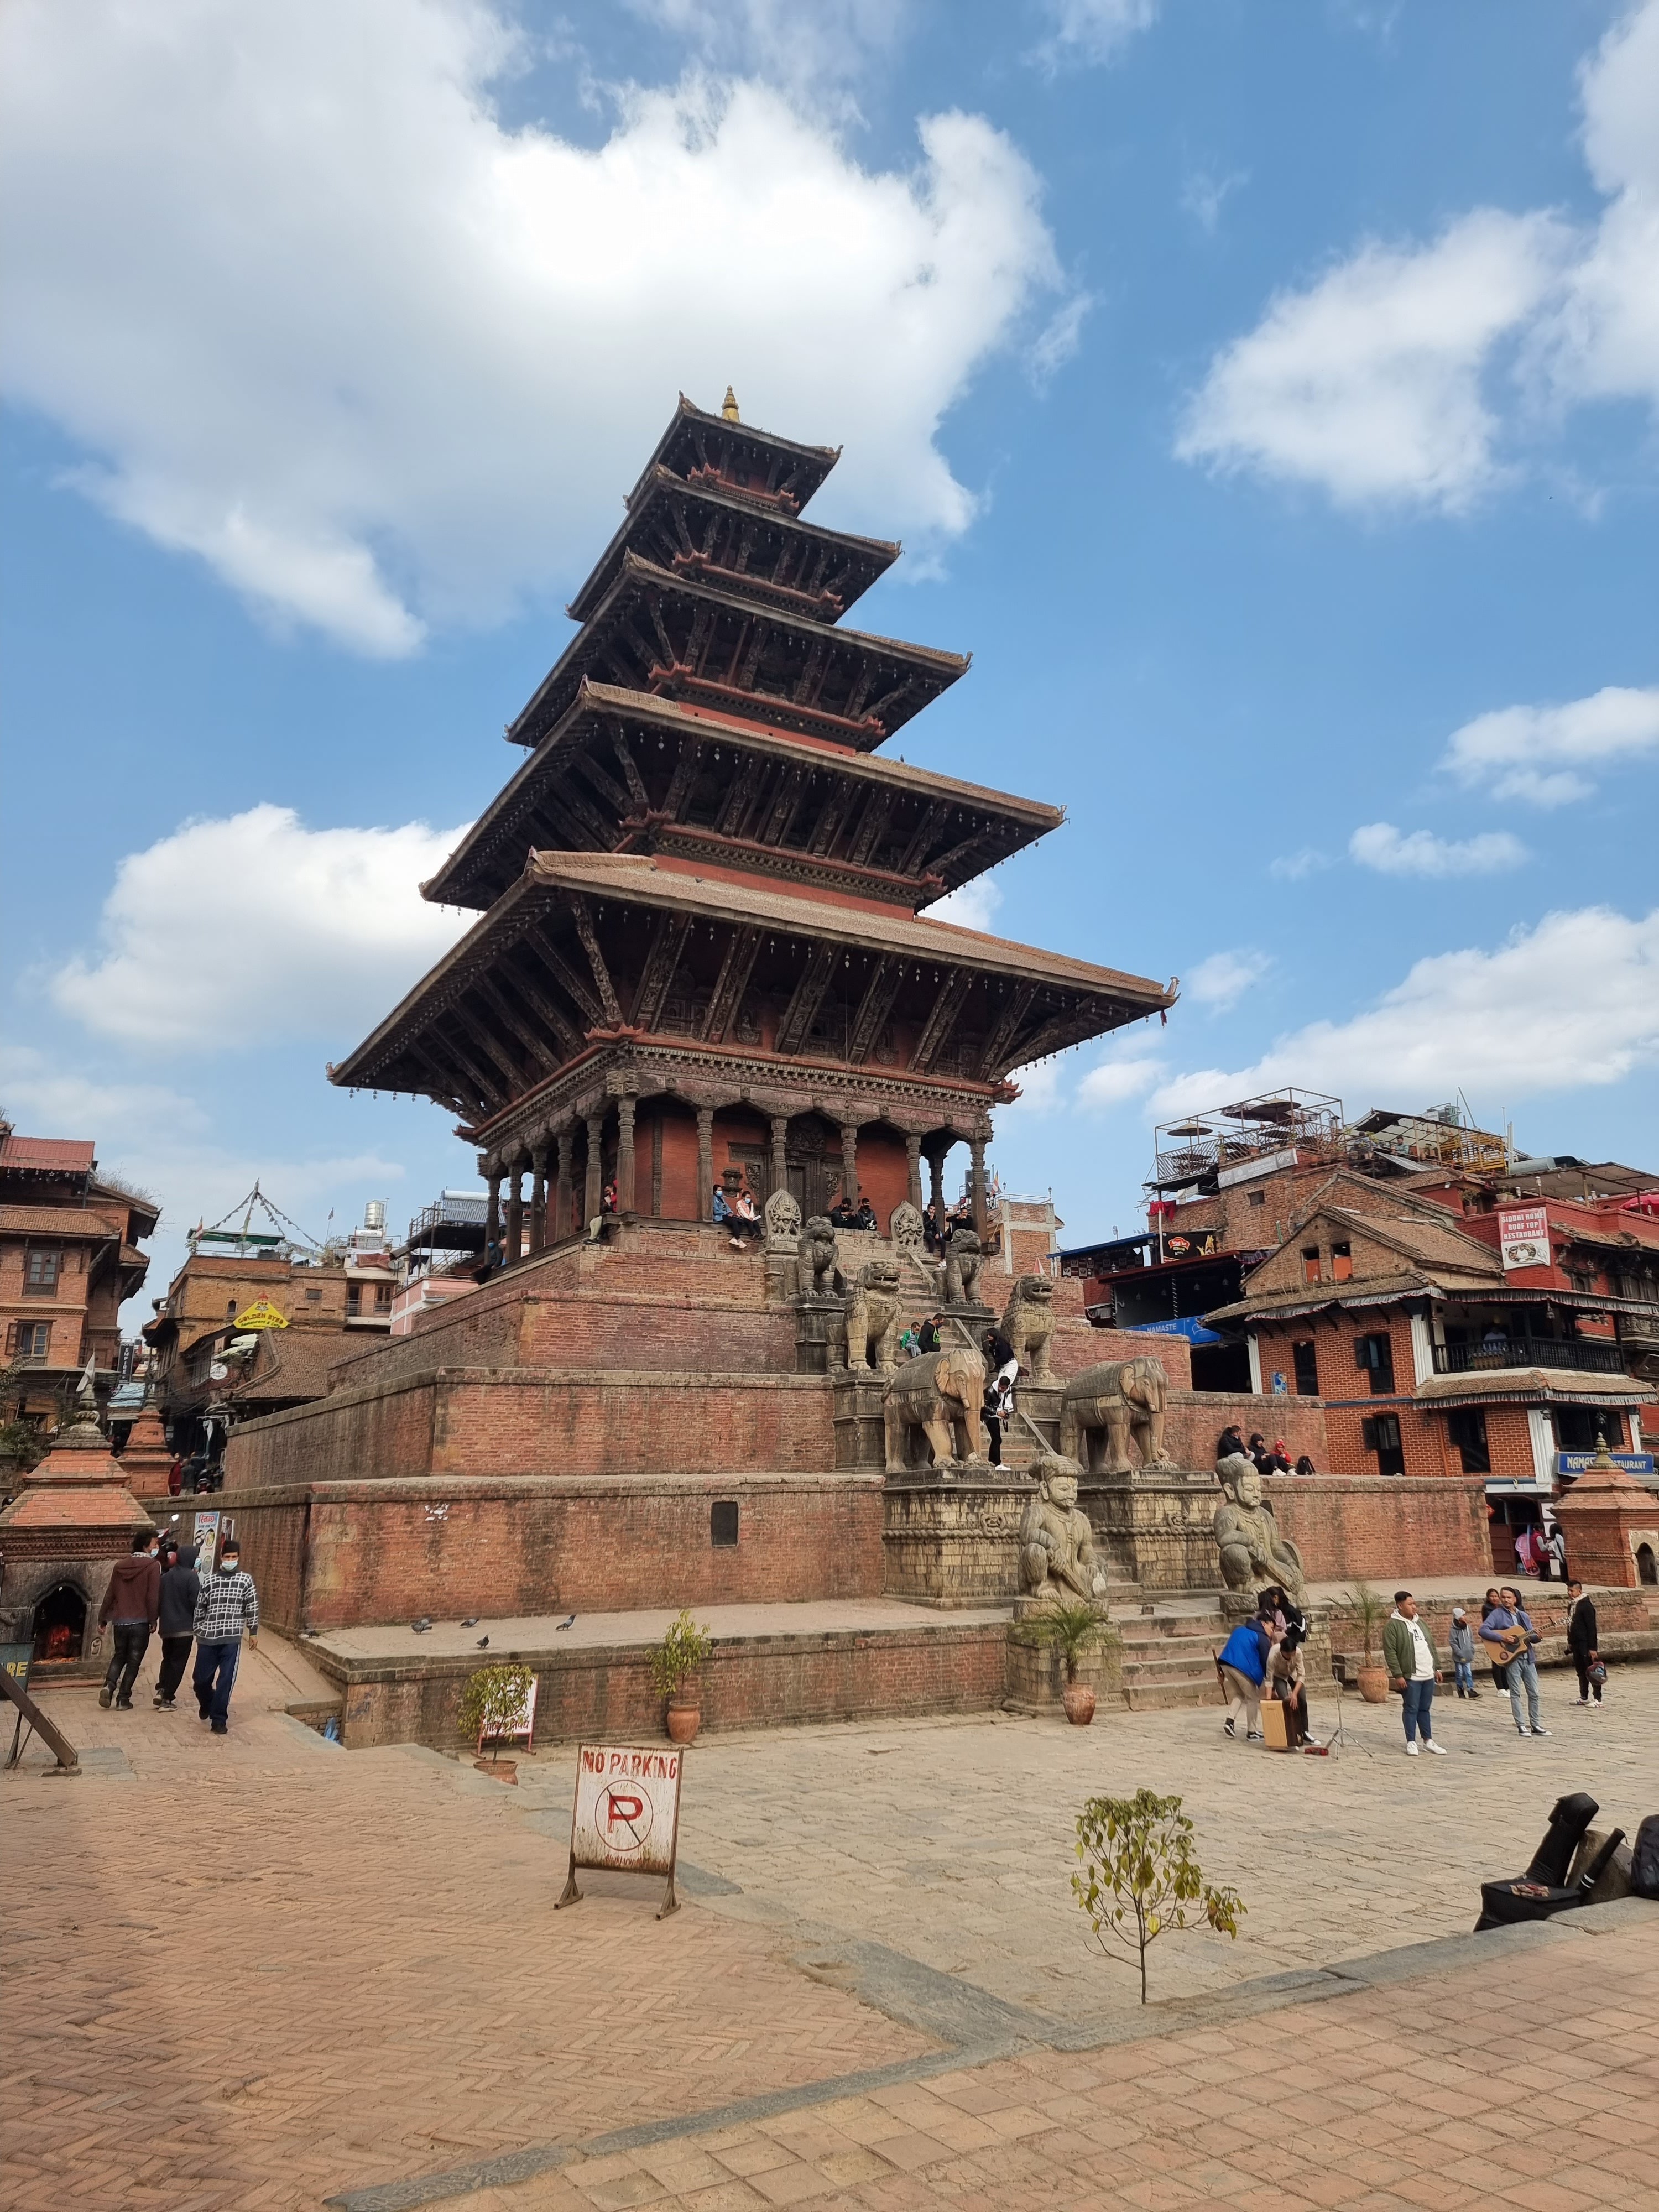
[1432,1338,1628,1377]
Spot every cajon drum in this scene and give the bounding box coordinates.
[1259,1696,1291,1751]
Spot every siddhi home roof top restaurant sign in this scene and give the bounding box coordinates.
[1497,1206,1551,1271]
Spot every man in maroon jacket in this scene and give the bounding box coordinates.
[97,1533,160,1709]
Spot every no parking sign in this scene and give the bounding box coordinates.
[556,1743,685,1918]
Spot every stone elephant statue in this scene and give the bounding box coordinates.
[883,1346,987,1475]
[1001,1274,1056,1382]
[1058,1356,1172,1475]
[845,1258,902,1373]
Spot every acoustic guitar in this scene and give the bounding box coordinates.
[1486,1623,1538,1667]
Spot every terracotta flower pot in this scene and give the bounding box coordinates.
[1356,1666,1390,1705]
[1062,1684,1097,1726]
[473,1757,518,1785]
[666,1702,701,1744]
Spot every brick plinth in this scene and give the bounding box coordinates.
[216,1472,886,1634]
[1264,1473,1493,1581]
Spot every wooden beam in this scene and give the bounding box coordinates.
[716,755,763,838]
[570,896,623,1027]
[895,799,949,877]
[632,912,693,1031]
[474,972,562,1074]
[571,748,632,818]
[847,958,902,1065]
[611,731,650,810]
[701,926,761,1044]
[660,735,703,821]
[847,788,894,868]
[431,1020,510,1115]
[521,924,604,1028]
[909,968,973,1073]
[451,999,526,1089]
[401,1035,479,1115]
[977,979,1039,1081]
[807,781,857,859]
[775,941,840,1056]
[758,764,807,847]
[498,944,583,1057]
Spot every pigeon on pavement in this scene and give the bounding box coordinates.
[555,1614,576,1630]
[460,1618,479,1627]
[476,1635,490,1648]
[411,1619,432,1634]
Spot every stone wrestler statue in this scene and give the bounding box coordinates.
[1019,1455,1109,1605]
[1213,1455,1306,1601]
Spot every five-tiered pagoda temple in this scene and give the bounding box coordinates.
[332,395,1175,1248]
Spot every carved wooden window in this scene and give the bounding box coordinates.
[23,1249,61,1297]
[1291,1340,1319,1396]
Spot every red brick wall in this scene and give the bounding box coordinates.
[229,1472,886,1633]
[1264,1473,1492,1580]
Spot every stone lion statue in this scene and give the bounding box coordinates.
[1001,1275,1056,1383]
[846,1257,902,1374]
[883,1345,986,1475]
[942,1227,984,1308]
[764,1187,802,1250]
[797,1214,842,1298]
[1058,1356,1172,1475]
[1019,1454,1108,1604]
[1213,1455,1306,1600]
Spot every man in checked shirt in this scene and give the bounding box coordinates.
[191,1536,259,1735]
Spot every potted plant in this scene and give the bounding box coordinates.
[651,1608,713,1743]
[1039,1599,1110,1725]
[460,1661,536,1782]
[1345,1583,1390,1703]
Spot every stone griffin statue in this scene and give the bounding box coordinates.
[883,1345,986,1475]
[942,1227,984,1308]
[1213,1456,1306,1601]
[1058,1357,1172,1475]
[1001,1275,1056,1382]
[1019,1454,1108,1605]
[797,1214,843,1298]
[845,1256,902,1374]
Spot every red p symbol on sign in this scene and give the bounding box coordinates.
[608,1793,644,1826]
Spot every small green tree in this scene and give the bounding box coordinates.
[460,1662,535,1762]
[1344,1581,1388,1664]
[650,1608,713,1703]
[1036,1598,1113,1685]
[1072,1788,1245,2004]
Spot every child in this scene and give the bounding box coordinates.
[1448,1606,1479,1698]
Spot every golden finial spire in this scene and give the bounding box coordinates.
[721,386,740,421]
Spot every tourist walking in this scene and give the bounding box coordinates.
[97,1533,161,1709]
[1217,1606,1279,1743]
[153,1540,201,1710]
[191,1537,259,1735]
[1448,1607,1480,1698]
[1478,1585,1550,1737]
[1566,1581,1603,1709]
[1383,1592,1445,1755]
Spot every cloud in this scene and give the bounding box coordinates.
[1180,167,1248,236]
[1185,948,1271,1010]
[1269,848,1331,881]
[930,877,1005,932]
[1438,684,1659,806]
[1177,210,1569,509]
[50,805,471,1050]
[628,0,913,111]
[0,2,1065,654]
[1178,1,1659,510]
[1031,0,1161,69]
[1078,1055,1165,1108]
[1348,822,1528,877]
[1152,904,1659,1117]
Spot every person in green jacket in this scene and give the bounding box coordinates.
[1383,1592,1445,1757]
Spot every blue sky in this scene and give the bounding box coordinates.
[3,0,1656,1306]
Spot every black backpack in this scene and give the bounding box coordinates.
[1631,1814,1659,1900]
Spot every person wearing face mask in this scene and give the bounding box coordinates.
[190,1537,259,1735]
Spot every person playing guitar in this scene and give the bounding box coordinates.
[1478,1586,1551,1738]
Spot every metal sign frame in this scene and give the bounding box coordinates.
[555,1741,685,1919]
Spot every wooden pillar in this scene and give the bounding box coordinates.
[927,1144,946,1219]
[529,1145,548,1253]
[969,1134,988,1241]
[555,1128,574,1243]
[584,1113,605,1228]
[617,1097,637,1217]
[484,1170,502,1269]
[504,1164,524,1265]
[769,1115,789,1203]
[839,1123,859,1212]
[905,1133,923,1213]
[696,1107,714,1221]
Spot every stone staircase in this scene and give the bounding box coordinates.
[1109,1587,1228,1712]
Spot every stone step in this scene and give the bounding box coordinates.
[1122,1678,1227,1712]
[1120,1651,1224,1684]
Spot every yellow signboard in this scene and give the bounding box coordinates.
[233,1297,289,1331]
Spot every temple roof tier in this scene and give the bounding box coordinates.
[332,850,1172,1128]
[507,555,968,754]
[623,396,841,515]
[568,467,899,626]
[425,681,1060,914]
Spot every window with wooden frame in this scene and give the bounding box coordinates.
[5,1319,53,1360]
[1446,1407,1490,1475]
[1291,1339,1319,1396]
[1330,1241,1353,1282]
[23,1249,61,1297]
[1300,1247,1321,1285]
[1354,1330,1395,1393]
[1360,1411,1405,1475]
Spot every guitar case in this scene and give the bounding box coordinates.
[1475,1791,1600,1931]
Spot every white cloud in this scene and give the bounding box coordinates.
[1153,904,1659,1117]
[0,2,1065,654]
[1177,210,1569,509]
[1078,1055,1165,1108]
[1180,167,1248,236]
[1185,948,1271,1010]
[1180,2,1659,510]
[1269,847,1331,882]
[51,806,471,1050]
[1348,822,1528,877]
[1032,0,1161,69]
[1439,684,1659,806]
[629,0,912,110]
[930,877,1005,932]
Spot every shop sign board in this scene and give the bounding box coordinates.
[556,1742,684,1917]
[1557,1451,1655,1478]
[233,1297,289,1330]
[192,1510,221,1572]
[1498,1206,1551,1271]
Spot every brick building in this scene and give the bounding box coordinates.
[0,1123,156,1430]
